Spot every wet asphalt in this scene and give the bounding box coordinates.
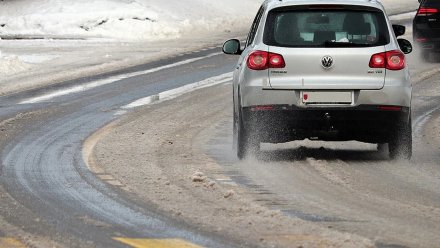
[0,47,240,247]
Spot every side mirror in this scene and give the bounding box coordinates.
[392,24,405,37]
[398,38,413,54]
[222,39,242,55]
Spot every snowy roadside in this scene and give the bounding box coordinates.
[0,0,419,96]
[0,35,242,95]
[0,0,261,95]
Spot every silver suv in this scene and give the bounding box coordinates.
[223,0,413,160]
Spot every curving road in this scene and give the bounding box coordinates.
[0,14,439,248]
[0,48,240,247]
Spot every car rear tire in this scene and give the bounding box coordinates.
[236,109,259,160]
[389,117,412,160]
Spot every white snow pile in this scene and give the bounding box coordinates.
[0,50,31,76]
[0,0,261,41]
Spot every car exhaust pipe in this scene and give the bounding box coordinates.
[324,112,335,131]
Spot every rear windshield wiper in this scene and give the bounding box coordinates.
[323,41,370,47]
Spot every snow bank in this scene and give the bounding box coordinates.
[0,0,261,41]
[0,55,31,77]
[0,0,418,78]
[0,0,418,41]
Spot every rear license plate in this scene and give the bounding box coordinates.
[301,91,353,105]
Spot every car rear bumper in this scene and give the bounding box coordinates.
[241,85,412,109]
[415,39,440,50]
[413,30,440,50]
[242,105,410,143]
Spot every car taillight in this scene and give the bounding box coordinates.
[247,51,285,70]
[369,50,405,71]
[378,106,402,111]
[251,105,275,111]
[369,53,386,68]
[417,7,438,16]
[386,51,405,70]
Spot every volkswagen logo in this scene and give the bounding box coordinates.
[321,55,333,69]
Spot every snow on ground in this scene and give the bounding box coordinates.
[0,0,262,87]
[0,0,261,41]
[0,0,418,41]
[0,0,419,94]
[0,53,31,76]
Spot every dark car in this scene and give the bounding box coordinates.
[413,0,440,61]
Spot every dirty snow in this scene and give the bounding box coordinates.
[0,0,261,41]
[0,0,418,41]
[0,54,31,76]
[0,0,419,91]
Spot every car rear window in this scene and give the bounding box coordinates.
[422,0,440,7]
[263,6,390,48]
